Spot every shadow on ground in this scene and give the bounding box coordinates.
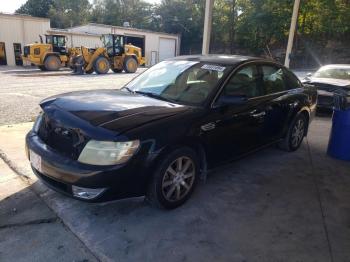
[24,141,350,261]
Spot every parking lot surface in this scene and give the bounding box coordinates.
[0,66,144,125]
[1,66,350,262]
[1,117,350,262]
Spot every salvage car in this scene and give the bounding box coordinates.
[26,55,317,209]
[303,64,350,109]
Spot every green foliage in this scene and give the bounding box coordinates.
[49,0,91,28]
[16,0,54,18]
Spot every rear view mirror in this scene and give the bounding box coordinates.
[217,94,248,106]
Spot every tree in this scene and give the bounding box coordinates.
[49,0,91,28]
[16,0,54,18]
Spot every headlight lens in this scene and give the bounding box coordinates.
[78,140,140,166]
[33,113,43,132]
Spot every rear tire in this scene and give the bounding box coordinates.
[44,56,61,71]
[146,147,199,209]
[123,57,138,73]
[93,56,110,74]
[278,113,308,152]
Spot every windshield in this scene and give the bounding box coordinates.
[101,35,113,48]
[314,67,350,80]
[125,60,232,106]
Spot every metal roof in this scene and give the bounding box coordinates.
[68,23,180,37]
[0,12,50,22]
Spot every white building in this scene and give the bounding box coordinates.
[66,23,181,66]
[0,13,50,66]
[0,13,181,67]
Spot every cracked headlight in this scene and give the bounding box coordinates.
[78,140,140,166]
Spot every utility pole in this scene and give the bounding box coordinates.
[285,0,301,68]
[202,0,214,55]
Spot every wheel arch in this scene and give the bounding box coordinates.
[285,106,311,137]
[148,138,208,182]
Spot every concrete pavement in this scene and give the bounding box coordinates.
[0,158,98,262]
[1,117,350,261]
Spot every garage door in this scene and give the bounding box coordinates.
[159,38,176,62]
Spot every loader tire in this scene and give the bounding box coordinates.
[123,57,138,73]
[93,56,110,74]
[44,55,61,71]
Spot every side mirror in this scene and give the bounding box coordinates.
[216,94,248,106]
[306,73,312,77]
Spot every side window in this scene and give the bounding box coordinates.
[222,65,262,98]
[262,65,286,95]
[284,69,302,90]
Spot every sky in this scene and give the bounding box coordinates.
[0,0,161,14]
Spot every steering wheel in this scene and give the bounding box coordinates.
[176,82,208,102]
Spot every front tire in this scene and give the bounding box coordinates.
[278,114,308,152]
[123,57,138,73]
[147,147,199,209]
[93,56,110,74]
[44,56,61,71]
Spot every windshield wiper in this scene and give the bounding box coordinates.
[134,91,175,103]
[122,86,135,94]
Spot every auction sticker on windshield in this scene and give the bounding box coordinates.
[30,150,42,173]
[201,64,226,72]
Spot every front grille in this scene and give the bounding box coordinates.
[23,46,30,57]
[38,114,87,160]
[34,169,71,195]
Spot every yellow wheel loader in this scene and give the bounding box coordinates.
[22,35,80,71]
[72,34,146,75]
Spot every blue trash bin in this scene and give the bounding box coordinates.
[327,108,350,161]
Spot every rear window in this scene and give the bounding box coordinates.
[262,65,286,94]
[284,69,302,90]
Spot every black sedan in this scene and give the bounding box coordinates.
[26,55,317,209]
[303,64,350,109]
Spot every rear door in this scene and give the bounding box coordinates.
[257,64,296,144]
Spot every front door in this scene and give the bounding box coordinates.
[13,43,23,66]
[202,64,268,166]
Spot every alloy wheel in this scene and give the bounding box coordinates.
[291,118,305,147]
[161,156,195,202]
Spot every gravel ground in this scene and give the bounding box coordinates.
[0,66,144,125]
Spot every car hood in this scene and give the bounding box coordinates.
[40,90,190,133]
[305,77,350,88]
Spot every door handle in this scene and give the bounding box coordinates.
[251,111,266,118]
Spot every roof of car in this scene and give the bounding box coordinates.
[320,64,350,69]
[170,54,268,66]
